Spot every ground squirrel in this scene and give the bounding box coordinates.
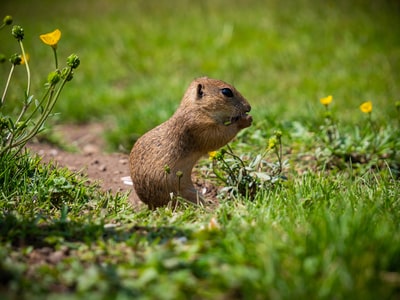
[129,77,252,209]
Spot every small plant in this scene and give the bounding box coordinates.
[164,165,203,209]
[209,130,287,200]
[314,95,400,174]
[318,95,338,144]
[0,15,80,157]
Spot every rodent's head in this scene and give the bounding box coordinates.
[180,77,252,129]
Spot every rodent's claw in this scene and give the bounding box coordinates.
[225,113,252,128]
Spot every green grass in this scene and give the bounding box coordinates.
[1,160,399,299]
[1,0,400,299]
[1,0,399,149]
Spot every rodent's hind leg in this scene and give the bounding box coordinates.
[130,185,144,206]
[180,186,205,207]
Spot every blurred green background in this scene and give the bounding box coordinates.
[1,0,399,150]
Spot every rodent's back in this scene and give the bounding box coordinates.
[130,77,252,208]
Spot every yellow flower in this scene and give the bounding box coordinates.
[320,95,333,106]
[20,53,29,65]
[360,101,372,114]
[39,29,61,48]
[208,151,217,160]
[268,137,277,150]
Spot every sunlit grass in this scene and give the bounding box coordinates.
[2,162,399,298]
[1,0,399,148]
[1,0,400,298]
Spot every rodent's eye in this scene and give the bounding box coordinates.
[221,88,234,98]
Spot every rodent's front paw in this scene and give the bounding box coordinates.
[237,114,253,129]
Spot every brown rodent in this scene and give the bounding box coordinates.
[129,77,252,209]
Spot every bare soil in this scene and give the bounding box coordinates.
[27,123,218,206]
[28,123,137,203]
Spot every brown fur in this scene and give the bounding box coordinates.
[129,77,252,209]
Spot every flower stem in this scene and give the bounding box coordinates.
[2,68,72,156]
[18,40,31,98]
[275,135,283,175]
[212,160,228,184]
[1,64,15,107]
[226,144,247,170]
[10,40,33,135]
[52,47,58,69]
[368,112,378,154]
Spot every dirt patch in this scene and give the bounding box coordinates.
[27,123,219,207]
[28,123,137,203]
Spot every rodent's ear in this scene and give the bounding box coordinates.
[196,84,204,99]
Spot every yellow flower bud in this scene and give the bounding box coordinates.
[164,165,171,174]
[208,151,217,160]
[3,15,13,26]
[11,25,24,41]
[0,54,6,63]
[47,70,61,85]
[268,137,277,150]
[66,53,80,69]
[9,53,21,65]
[274,130,282,139]
[61,67,73,81]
